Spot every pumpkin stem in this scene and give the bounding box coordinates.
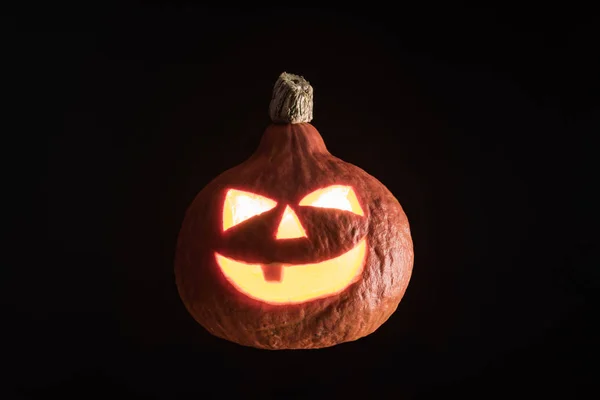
[269,72,313,124]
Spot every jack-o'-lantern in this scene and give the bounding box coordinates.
[175,72,414,349]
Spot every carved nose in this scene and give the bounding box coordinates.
[275,205,307,240]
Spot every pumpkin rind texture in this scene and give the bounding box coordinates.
[175,123,414,349]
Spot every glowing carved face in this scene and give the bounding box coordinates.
[215,185,367,305]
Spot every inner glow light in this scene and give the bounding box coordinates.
[299,185,364,216]
[215,238,367,305]
[275,206,307,240]
[222,189,277,232]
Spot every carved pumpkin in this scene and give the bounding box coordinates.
[175,72,414,349]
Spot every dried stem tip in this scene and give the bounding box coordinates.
[269,72,313,124]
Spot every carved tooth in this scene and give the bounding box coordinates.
[261,263,284,282]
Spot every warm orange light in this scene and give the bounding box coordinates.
[299,185,364,216]
[222,189,278,232]
[215,238,367,304]
[275,206,307,240]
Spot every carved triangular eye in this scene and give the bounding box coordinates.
[222,189,277,232]
[299,185,364,216]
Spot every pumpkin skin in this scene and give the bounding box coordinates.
[174,75,414,350]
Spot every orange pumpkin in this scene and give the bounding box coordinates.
[175,72,414,349]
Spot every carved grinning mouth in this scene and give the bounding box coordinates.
[214,238,367,305]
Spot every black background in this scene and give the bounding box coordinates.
[6,4,598,399]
